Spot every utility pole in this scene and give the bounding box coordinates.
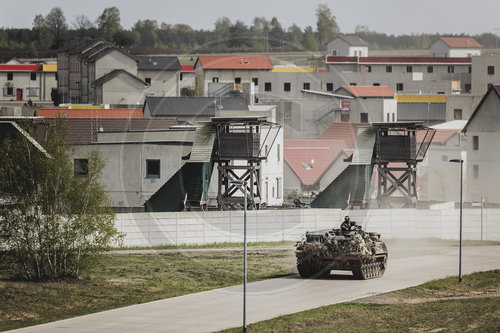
[495,28,500,50]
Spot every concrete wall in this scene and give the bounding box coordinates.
[114,208,500,246]
[445,94,483,121]
[471,55,500,95]
[0,71,56,101]
[95,50,138,79]
[101,74,146,105]
[138,69,179,97]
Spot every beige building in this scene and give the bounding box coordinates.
[137,56,181,97]
[1,63,57,102]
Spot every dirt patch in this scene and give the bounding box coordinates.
[355,289,500,305]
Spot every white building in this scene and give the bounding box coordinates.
[327,35,369,57]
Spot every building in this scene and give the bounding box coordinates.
[57,39,147,105]
[35,107,143,118]
[327,35,369,57]
[194,55,273,97]
[137,56,181,97]
[462,85,500,204]
[430,37,483,57]
[180,65,196,95]
[1,63,57,102]
[396,94,446,126]
[471,54,500,95]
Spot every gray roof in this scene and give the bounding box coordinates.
[337,35,370,47]
[93,69,147,87]
[137,56,181,71]
[144,97,249,117]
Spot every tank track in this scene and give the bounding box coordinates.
[351,259,386,280]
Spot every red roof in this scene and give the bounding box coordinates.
[36,108,143,119]
[0,64,43,71]
[284,140,348,185]
[326,56,472,64]
[340,86,395,98]
[317,122,366,149]
[440,37,483,49]
[197,55,272,70]
[181,65,195,72]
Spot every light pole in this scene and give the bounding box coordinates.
[449,159,463,282]
[231,179,248,332]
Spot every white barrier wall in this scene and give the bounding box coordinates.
[115,208,500,247]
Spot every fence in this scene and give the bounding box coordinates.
[114,208,500,247]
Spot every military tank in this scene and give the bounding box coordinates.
[295,219,388,279]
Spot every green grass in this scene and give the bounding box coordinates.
[114,240,295,251]
[0,250,297,331]
[220,270,500,333]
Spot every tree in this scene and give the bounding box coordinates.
[73,14,94,30]
[45,7,68,45]
[32,14,54,50]
[0,119,120,281]
[316,3,339,49]
[96,7,122,41]
[133,19,159,48]
[302,26,319,51]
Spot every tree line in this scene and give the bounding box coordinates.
[0,5,498,58]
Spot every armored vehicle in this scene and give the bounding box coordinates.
[295,221,388,279]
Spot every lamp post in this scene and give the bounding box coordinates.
[449,159,463,282]
[231,179,248,332]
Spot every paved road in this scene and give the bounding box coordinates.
[10,245,500,333]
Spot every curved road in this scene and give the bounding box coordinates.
[10,245,500,333]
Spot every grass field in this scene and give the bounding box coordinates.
[220,270,500,332]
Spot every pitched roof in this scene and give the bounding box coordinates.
[144,97,248,117]
[196,55,272,70]
[337,35,370,47]
[317,122,366,149]
[284,140,348,185]
[136,56,181,70]
[416,129,461,144]
[181,65,195,72]
[337,86,395,98]
[42,118,178,144]
[60,38,138,63]
[439,37,483,49]
[326,56,472,64]
[35,108,143,119]
[93,69,147,87]
[463,85,500,133]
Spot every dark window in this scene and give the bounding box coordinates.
[145,77,151,85]
[465,83,471,92]
[146,159,160,178]
[340,114,350,122]
[74,159,88,177]
[349,82,357,86]
[427,66,433,73]
[264,82,272,91]
[373,83,380,86]
[7,72,13,80]
[473,136,479,150]
[360,113,368,123]
[30,72,37,81]
[488,66,495,75]
[55,73,58,81]
[448,66,454,73]
[468,66,472,74]
[284,82,291,91]
[326,83,333,91]
[406,66,413,73]
[212,77,219,83]
[386,66,392,73]
[235,77,241,84]
[303,82,310,90]
[473,165,479,179]
[366,66,371,73]
[454,109,462,120]
[252,78,258,86]
[396,83,404,91]
[180,73,183,81]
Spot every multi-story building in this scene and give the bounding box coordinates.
[430,37,483,57]
[1,62,57,102]
[471,54,500,95]
[137,56,181,97]
[327,35,369,57]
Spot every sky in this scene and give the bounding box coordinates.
[2,0,500,36]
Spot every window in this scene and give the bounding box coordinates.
[277,144,280,161]
[468,66,472,74]
[349,82,357,86]
[264,82,271,91]
[488,66,495,75]
[396,83,404,91]
[326,83,333,92]
[235,77,241,84]
[145,77,151,85]
[7,72,13,81]
[473,165,479,179]
[340,114,350,122]
[332,50,337,56]
[366,66,371,73]
[276,177,282,198]
[386,113,390,122]
[360,113,368,123]
[386,65,392,73]
[284,82,291,91]
[146,159,160,178]
[252,78,258,86]
[473,136,479,150]
[406,66,413,73]
[29,88,38,97]
[373,83,380,86]
[2,87,14,96]
[454,109,462,120]
[427,66,433,73]
[180,73,183,81]
[448,66,454,73]
[303,82,310,90]
[212,77,219,83]
[30,72,37,81]
[74,159,88,177]
[465,83,471,92]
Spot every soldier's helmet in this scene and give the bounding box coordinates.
[344,216,350,221]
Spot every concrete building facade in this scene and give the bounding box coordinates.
[327,35,369,57]
[430,37,483,57]
[1,63,57,102]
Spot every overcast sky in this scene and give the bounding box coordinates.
[2,0,499,36]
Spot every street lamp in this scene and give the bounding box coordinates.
[449,159,463,282]
[231,179,248,332]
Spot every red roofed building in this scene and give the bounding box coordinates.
[0,63,57,102]
[431,37,483,57]
[284,140,350,194]
[35,108,143,119]
[194,55,272,96]
[180,65,196,94]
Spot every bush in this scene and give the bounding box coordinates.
[0,119,121,280]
